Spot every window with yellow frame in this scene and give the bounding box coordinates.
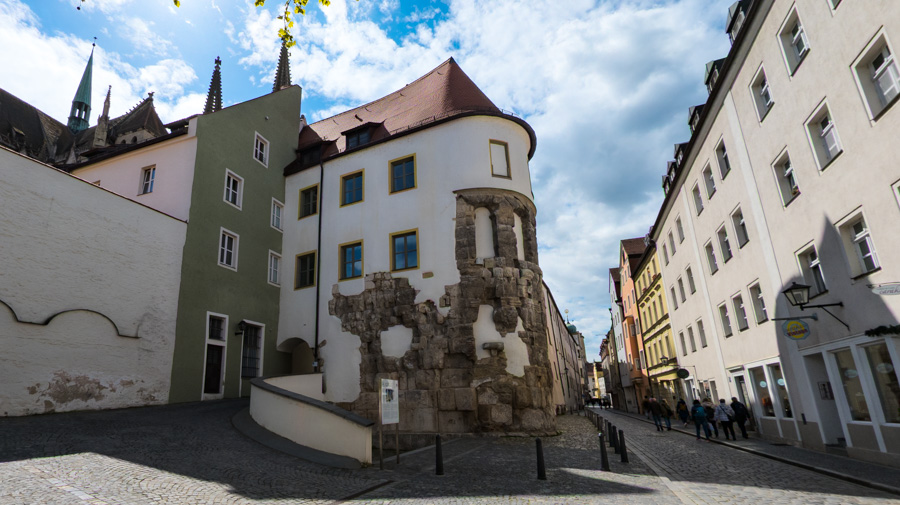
[389,155,416,193]
[341,170,364,206]
[390,230,418,271]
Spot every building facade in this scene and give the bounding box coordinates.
[618,238,649,412]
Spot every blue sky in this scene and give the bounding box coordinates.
[0,0,733,358]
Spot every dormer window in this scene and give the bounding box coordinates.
[729,11,745,44]
[346,129,370,149]
[299,146,321,166]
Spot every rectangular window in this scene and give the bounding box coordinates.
[490,140,510,178]
[679,331,688,356]
[732,294,749,331]
[719,304,733,337]
[346,128,370,149]
[677,277,686,302]
[750,367,774,416]
[668,231,676,255]
[833,349,871,421]
[854,36,900,117]
[716,142,731,179]
[779,10,809,74]
[299,185,318,218]
[140,165,155,194]
[676,217,685,242]
[670,287,679,310]
[687,327,697,352]
[240,324,262,378]
[744,284,766,324]
[295,252,316,289]
[271,199,283,231]
[208,315,225,341]
[773,151,800,205]
[839,215,880,276]
[224,170,243,209]
[769,364,793,418]
[732,208,749,247]
[806,104,842,169]
[863,343,900,424]
[391,230,418,271]
[703,165,716,198]
[790,20,809,61]
[717,226,733,262]
[662,244,669,265]
[390,156,416,193]
[218,229,238,270]
[697,320,708,348]
[341,171,364,206]
[340,241,363,280]
[705,242,719,274]
[686,266,696,293]
[798,245,827,296]
[268,251,281,286]
[751,67,774,120]
[254,133,269,167]
[692,184,704,215]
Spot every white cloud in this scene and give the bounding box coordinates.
[117,17,173,55]
[67,0,134,15]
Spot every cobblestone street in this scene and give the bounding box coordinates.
[1,401,899,504]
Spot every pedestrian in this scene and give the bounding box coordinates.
[731,397,750,439]
[714,399,737,440]
[701,398,719,438]
[690,399,712,440]
[648,397,664,431]
[642,396,651,419]
[676,399,690,427]
[660,398,674,430]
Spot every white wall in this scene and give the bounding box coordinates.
[0,147,186,416]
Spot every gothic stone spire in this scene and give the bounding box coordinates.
[93,85,111,148]
[204,56,223,114]
[273,43,291,92]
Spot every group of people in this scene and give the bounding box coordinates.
[643,395,751,441]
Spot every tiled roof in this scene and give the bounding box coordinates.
[0,88,74,163]
[73,96,167,153]
[622,238,646,256]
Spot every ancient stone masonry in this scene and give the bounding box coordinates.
[329,189,556,439]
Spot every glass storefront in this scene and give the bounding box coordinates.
[769,364,793,418]
[750,367,775,416]
[833,348,871,421]
[863,343,900,424]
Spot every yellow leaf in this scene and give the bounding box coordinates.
[172,0,180,6]
[255,0,266,6]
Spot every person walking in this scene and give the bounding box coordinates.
[714,399,737,440]
[642,396,651,419]
[701,398,719,438]
[660,398,673,430]
[690,399,712,440]
[649,397,664,431]
[676,399,690,427]
[731,397,750,439]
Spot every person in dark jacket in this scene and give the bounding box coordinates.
[642,396,651,419]
[690,399,712,440]
[676,399,690,427]
[731,397,750,439]
[701,398,719,438]
[649,398,665,431]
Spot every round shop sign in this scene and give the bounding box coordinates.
[676,368,691,379]
[844,369,859,379]
[876,363,895,375]
[782,319,811,340]
[759,381,768,388]
[777,378,785,386]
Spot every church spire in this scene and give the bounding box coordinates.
[272,42,291,92]
[93,85,111,148]
[68,42,94,133]
[204,56,223,114]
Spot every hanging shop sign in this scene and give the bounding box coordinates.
[869,283,900,296]
[782,319,811,340]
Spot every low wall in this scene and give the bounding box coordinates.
[264,374,325,400]
[250,376,373,465]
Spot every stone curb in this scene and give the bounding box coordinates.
[589,407,900,498]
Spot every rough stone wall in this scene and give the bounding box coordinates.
[329,189,555,437]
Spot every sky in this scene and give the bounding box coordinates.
[0,0,733,359]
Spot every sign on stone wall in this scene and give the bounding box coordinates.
[380,378,399,425]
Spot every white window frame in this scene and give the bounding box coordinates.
[797,243,827,297]
[717,225,733,263]
[224,169,244,210]
[697,319,708,348]
[836,211,880,277]
[268,250,281,286]
[702,164,716,199]
[686,266,696,293]
[677,277,686,303]
[238,320,266,391]
[254,132,269,167]
[679,331,688,356]
[716,140,731,179]
[852,31,900,120]
[778,8,809,76]
[670,286,679,310]
[218,227,239,271]
[663,243,669,265]
[750,65,774,121]
[668,231,676,255]
[732,293,749,331]
[271,198,283,231]
[805,101,842,170]
[749,283,768,323]
[676,216,685,243]
[687,326,697,352]
[692,184,704,215]
[731,207,749,248]
[705,241,719,275]
[202,311,229,400]
[719,303,733,337]
[772,149,800,206]
[139,165,156,195]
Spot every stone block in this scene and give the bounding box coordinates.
[438,389,456,411]
[401,407,436,432]
[415,369,438,389]
[355,392,378,411]
[438,411,471,433]
[449,336,474,355]
[401,389,433,409]
[454,388,476,411]
[440,368,472,388]
[531,388,544,407]
[491,404,512,425]
[520,408,551,431]
[477,404,493,422]
[515,386,532,408]
[477,388,498,405]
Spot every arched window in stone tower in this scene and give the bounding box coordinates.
[513,213,525,261]
[475,207,495,259]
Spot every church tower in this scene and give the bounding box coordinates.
[203,57,223,114]
[93,85,111,148]
[273,43,291,92]
[67,44,94,133]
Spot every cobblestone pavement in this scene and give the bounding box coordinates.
[1,400,899,504]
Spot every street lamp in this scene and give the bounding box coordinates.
[781,282,849,330]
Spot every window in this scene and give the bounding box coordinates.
[750,367,774,416]
[687,327,697,352]
[140,165,155,194]
[731,208,749,247]
[662,244,669,265]
[863,343,900,424]
[839,215,880,276]
[676,217,684,243]
[240,323,262,378]
[798,244,827,296]
[751,67,774,120]
[769,364,793,418]
[490,140,511,178]
[391,230,418,271]
[298,146,321,167]
[717,226,733,263]
[780,10,809,74]
[295,252,316,289]
[719,304,733,337]
[732,294,749,331]
[705,242,718,274]
[224,170,243,209]
[208,315,226,341]
[268,251,281,286]
[854,36,900,118]
[749,283,768,323]
[254,133,269,166]
[218,228,238,270]
[773,151,800,205]
[340,241,363,280]
[341,171,364,206]
[692,184,704,215]
[697,320,708,348]
[833,349,871,421]
[299,184,318,218]
[679,331,687,356]
[390,155,416,193]
[670,287,679,310]
[346,128,370,149]
[716,142,731,179]
[703,165,716,198]
[204,314,227,396]
[806,103,842,169]
[271,199,283,231]
[686,267,696,293]
[668,231,676,255]
[677,277,686,303]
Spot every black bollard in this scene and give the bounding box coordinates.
[599,433,610,471]
[536,438,547,480]
[611,424,619,453]
[435,434,444,475]
[619,429,628,463]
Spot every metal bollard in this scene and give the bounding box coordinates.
[611,424,619,453]
[435,434,444,475]
[619,429,628,463]
[599,433,610,471]
[536,438,547,480]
